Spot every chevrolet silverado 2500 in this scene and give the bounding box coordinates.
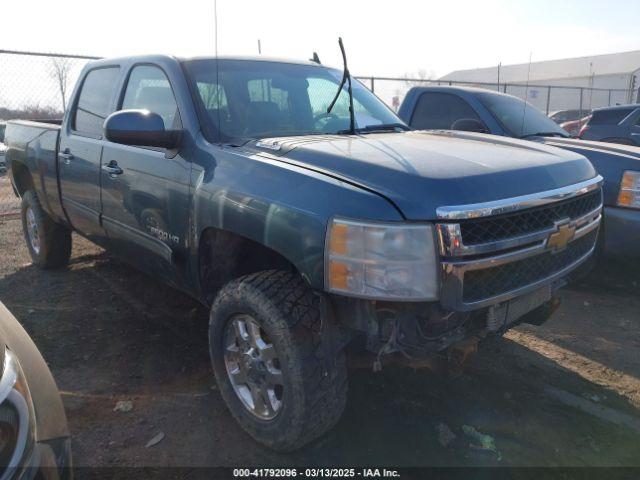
[6,55,602,451]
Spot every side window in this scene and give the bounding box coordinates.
[590,108,634,126]
[410,92,481,130]
[121,65,180,129]
[73,67,121,136]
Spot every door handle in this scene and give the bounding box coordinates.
[102,161,123,176]
[58,149,74,165]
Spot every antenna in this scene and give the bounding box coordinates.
[214,0,218,58]
[214,0,222,144]
[520,52,532,137]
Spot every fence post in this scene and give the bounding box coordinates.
[579,88,584,116]
[503,84,507,93]
[370,77,375,93]
[608,89,612,106]
[546,86,551,114]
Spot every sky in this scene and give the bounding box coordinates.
[2,0,639,79]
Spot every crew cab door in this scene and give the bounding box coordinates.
[58,66,121,242]
[100,64,191,285]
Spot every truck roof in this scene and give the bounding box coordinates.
[407,84,506,96]
[592,104,640,112]
[86,54,325,68]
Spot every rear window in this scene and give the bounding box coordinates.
[588,108,634,126]
[410,92,481,130]
[73,67,121,136]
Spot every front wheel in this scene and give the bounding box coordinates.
[209,270,347,451]
[20,190,72,268]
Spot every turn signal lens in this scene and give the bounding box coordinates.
[617,171,640,209]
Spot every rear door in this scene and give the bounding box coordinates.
[100,64,191,285]
[59,66,121,241]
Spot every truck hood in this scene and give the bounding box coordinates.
[257,131,596,220]
[540,137,640,206]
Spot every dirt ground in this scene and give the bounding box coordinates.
[1,215,640,469]
[0,176,20,216]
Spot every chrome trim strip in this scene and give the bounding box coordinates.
[443,215,600,271]
[439,216,600,311]
[436,175,603,220]
[437,204,602,257]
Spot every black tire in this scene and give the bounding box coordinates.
[209,270,347,451]
[20,190,72,268]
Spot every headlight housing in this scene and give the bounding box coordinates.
[325,218,439,301]
[0,349,36,477]
[617,171,640,209]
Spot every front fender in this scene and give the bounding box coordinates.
[192,144,403,290]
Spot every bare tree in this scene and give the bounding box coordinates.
[402,69,436,88]
[49,58,72,111]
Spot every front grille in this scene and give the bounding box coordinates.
[459,189,602,246]
[462,229,597,303]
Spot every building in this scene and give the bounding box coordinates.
[439,50,640,114]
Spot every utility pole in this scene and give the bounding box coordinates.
[497,62,501,91]
[258,39,262,55]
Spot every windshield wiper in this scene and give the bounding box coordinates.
[337,123,411,134]
[520,132,569,139]
[326,37,355,135]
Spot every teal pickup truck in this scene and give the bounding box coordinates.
[5,55,602,450]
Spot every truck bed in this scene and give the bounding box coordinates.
[5,120,66,223]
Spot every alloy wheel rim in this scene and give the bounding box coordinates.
[223,314,284,420]
[25,207,40,255]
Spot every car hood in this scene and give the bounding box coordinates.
[540,137,640,205]
[256,131,597,220]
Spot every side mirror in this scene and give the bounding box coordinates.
[450,118,489,134]
[104,109,181,149]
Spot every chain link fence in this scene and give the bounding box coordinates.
[356,76,636,115]
[0,49,636,218]
[0,50,99,218]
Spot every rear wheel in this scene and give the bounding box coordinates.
[20,190,72,268]
[209,270,347,451]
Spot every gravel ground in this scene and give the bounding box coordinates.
[1,215,640,469]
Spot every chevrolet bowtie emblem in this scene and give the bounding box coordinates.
[547,222,576,252]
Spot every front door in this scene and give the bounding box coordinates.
[58,66,121,241]
[100,65,191,285]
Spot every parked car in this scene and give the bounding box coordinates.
[560,115,591,137]
[579,104,640,146]
[0,301,72,478]
[549,109,584,125]
[6,55,602,451]
[0,122,6,174]
[398,86,640,259]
